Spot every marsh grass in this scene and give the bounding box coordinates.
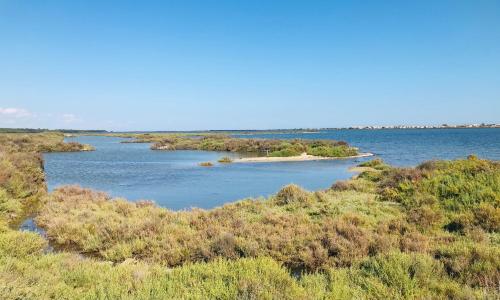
[0,132,498,299]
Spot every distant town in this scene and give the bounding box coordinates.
[335,123,500,130]
[0,123,499,134]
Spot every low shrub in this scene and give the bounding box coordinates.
[376,157,499,235]
[473,202,500,232]
[150,134,358,158]
[0,230,47,258]
[269,148,302,157]
[434,240,500,289]
[307,145,357,157]
[273,184,311,205]
[218,157,233,163]
[37,185,402,271]
[1,133,498,298]
[358,158,389,170]
[0,254,307,299]
[331,179,376,193]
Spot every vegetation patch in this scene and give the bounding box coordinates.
[218,156,233,163]
[0,132,498,298]
[142,133,359,158]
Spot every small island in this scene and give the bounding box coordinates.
[121,133,362,160]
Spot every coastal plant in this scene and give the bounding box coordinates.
[273,184,311,205]
[36,184,406,270]
[1,132,499,298]
[218,156,233,163]
[34,156,499,294]
[306,145,357,157]
[148,134,358,158]
[358,158,390,170]
[376,156,500,232]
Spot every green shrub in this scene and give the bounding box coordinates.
[0,230,47,258]
[269,148,302,157]
[331,179,376,193]
[218,157,233,163]
[307,145,357,157]
[434,240,500,289]
[150,134,357,158]
[378,158,499,233]
[358,158,389,170]
[1,134,498,299]
[0,255,306,299]
[473,203,500,232]
[0,188,23,222]
[273,184,310,205]
[301,252,483,299]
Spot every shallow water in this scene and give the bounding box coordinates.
[43,129,500,210]
[44,136,360,210]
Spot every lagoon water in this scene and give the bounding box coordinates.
[234,128,500,166]
[44,129,500,210]
[44,136,359,210]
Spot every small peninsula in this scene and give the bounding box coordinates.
[112,133,361,159]
[234,152,373,163]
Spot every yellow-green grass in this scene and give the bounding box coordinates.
[0,132,498,299]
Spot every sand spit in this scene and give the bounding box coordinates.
[234,152,373,163]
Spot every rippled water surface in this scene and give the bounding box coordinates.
[233,128,500,166]
[44,129,499,210]
[44,136,358,209]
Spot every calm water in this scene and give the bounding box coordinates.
[44,129,500,210]
[44,136,359,210]
[233,128,500,166]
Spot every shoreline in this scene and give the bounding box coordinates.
[233,152,373,163]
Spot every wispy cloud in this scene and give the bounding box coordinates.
[0,107,85,128]
[0,107,117,129]
[0,107,33,118]
[62,113,79,123]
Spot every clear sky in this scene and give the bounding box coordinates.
[1,0,499,130]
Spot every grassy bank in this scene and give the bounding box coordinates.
[0,133,93,225]
[36,157,500,297]
[0,132,498,299]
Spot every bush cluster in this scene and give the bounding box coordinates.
[147,134,358,158]
[0,132,498,298]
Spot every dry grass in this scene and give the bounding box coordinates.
[0,133,498,298]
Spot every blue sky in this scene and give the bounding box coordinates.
[1,0,499,130]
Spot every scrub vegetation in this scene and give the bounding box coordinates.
[0,133,93,224]
[217,156,233,163]
[123,133,359,158]
[0,132,498,299]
